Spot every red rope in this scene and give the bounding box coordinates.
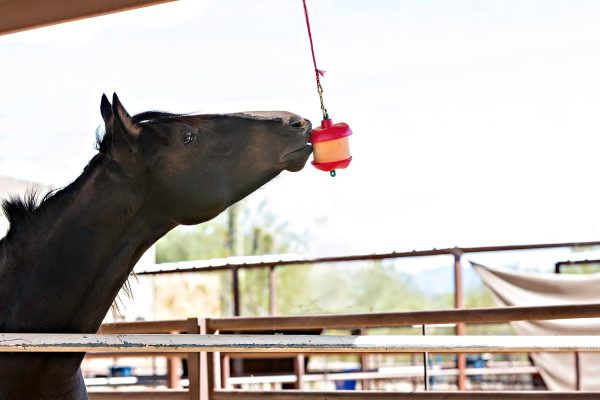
[302,0,328,119]
[302,0,325,78]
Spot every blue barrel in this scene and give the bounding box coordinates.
[334,368,358,390]
[110,366,133,377]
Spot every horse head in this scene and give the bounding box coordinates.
[99,93,312,225]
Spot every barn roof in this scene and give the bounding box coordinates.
[0,0,174,36]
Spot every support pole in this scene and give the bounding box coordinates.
[423,324,429,391]
[294,354,306,390]
[166,354,180,388]
[232,267,240,317]
[166,330,181,389]
[575,352,582,391]
[198,318,210,400]
[454,251,466,391]
[269,266,277,316]
[221,355,231,389]
[360,327,370,390]
[227,204,241,317]
[186,319,201,400]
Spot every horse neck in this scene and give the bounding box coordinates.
[0,159,171,334]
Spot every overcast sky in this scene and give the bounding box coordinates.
[2,0,600,266]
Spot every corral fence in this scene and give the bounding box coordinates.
[4,241,600,399]
[136,239,600,390]
[3,302,600,399]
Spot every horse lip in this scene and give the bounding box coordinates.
[281,121,312,169]
[282,144,312,161]
[282,123,312,160]
[282,144,313,171]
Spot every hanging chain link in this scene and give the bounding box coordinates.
[316,75,328,120]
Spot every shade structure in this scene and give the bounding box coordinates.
[0,0,175,36]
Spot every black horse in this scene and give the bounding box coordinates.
[0,93,312,400]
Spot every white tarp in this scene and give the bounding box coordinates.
[472,262,600,391]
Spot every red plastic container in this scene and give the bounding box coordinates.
[310,119,352,172]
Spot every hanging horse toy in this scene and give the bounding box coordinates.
[302,0,352,177]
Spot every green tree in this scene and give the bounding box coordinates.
[274,262,428,315]
[155,199,310,316]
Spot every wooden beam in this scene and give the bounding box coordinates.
[0,0,176,36]
[3,334,600,353]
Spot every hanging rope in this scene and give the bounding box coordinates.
[302,0,328,120]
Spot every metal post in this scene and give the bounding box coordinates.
[293,354,306,390]
[423,324,428,391]
[166,330,180,389]
[232,266,240,317]
[269,266,277,316]
[360,327,370,390]
[231,267,243,383]
[221,355,231,389]
[166,356,180,388]
[454,251,466,391]
[575,352,582,391]
[187,318,201,400]
[227,204,241,317]
[198,318,210,400]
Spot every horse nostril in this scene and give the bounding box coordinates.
[291,120,304,128]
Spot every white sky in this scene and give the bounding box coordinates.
[2,0,600,263]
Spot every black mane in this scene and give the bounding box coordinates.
[2,111,183,243]
[1,190,53,236]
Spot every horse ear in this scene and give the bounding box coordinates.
[111,93,141,140]
[100,94,113,127]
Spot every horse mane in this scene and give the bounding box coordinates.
[0,172,135,313]
[1,190,52,232]
[0,154,102,245]
[1,111,190,243]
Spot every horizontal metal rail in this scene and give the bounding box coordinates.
[85,391,600,400]
[211,391,600,400]
[138,240,600,275]
[89,391,187,400]
[99,319,189,334]
[3,334,600,353]
[555,258,600,274]
[226,365,539,385]
[208,302,600,331]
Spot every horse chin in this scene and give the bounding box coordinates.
[283,144,313,172]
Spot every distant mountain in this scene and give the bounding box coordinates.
[407,263,484,297]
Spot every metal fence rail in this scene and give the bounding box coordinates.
[208,302,600,331]
[3,334,600,353]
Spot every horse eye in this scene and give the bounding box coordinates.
[182,131,195,145]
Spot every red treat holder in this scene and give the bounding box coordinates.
[310,118,352,173]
